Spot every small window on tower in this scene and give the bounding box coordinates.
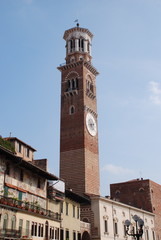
[69,106,75,115]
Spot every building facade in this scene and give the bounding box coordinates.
[110,178,161,240]
[0,137,62,240]
[90,196,155,240]
[0,137,91,240]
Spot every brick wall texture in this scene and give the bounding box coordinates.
[59,63,100,196]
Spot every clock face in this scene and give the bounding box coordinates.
[86,113,97,136]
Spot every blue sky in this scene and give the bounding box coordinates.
[1,0,161,196]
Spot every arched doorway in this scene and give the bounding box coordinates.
[82,231,91,240]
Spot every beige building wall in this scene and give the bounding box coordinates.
[61,197,81,240]
[0,207,61,240]
[91,196,155,240]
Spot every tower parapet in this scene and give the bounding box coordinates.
[63,25,93,64]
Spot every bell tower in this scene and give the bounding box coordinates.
[58,24,100,196]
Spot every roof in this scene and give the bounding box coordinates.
[110,178,149,185]
[91,195,155,217]
[4,137,36,151]
[65,189,91,204]
[63,26,93,40]
[0,145,58,180]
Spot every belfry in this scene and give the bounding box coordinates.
[58,24,100,196]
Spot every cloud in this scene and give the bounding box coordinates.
[149,81,161,105]
[101,164,134,175]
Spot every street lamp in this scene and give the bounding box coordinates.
[125,215,144,240]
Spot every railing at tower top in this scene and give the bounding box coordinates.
[0,195,61,221]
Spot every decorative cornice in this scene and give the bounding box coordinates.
[57,61,99,76]
[64,89,78,97]
[84,105,97,118]
[63,27,93,40]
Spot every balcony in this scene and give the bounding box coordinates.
[0,228,32,240]
[0,195,61,221]
[0,229,21,239]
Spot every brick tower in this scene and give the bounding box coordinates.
[58,24,100,196]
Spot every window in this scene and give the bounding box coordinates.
[60,202,63,213]
[73,231,76,240]
[77,207,80,219]
[104,219,108,233]
[31,222,39,237]
[67,78,78,92]
[78,232,81,240]
[152,230,155,240]
[66,230,69,240]
[66,203,68,215]
[6,163,10,175]
[31,222,34,236]
[26,148,30,158]
[114,222,118,235]
[60,229,64,240]
[34,223,37,236]
[87,80,94,94]
[20,169,23,181]
[19,219,23,235]
[73,205,75,218]
[11,216,16,230]
[70,39,75,52]
[55,228,59,240]
[18,143,22,153]
[26,221,30,236]
[146,229,149,240]
[79,38,84,51]
[3,214,8,230]
[50,227,54,239]
[123,224,126,236]
[39,224,41,237]
[37,178,41,188]
[69,106,75,115]
[41,224,44,237]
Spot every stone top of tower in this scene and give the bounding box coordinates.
[63,26,93,41]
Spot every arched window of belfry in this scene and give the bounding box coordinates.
[79,38,84,52]
[69,39,75,53]
[66,77,79,92]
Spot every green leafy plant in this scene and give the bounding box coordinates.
[0,138,15,153]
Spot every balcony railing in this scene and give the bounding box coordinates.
[0,195,61,221]
[0,228,33,240]
[0,229,21,238]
